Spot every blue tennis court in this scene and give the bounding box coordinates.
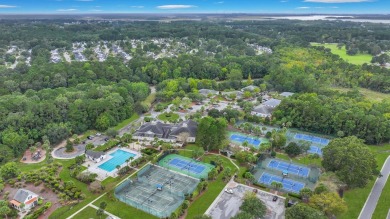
[268,159,310,177]
[168,158,205,175]
[294,133,329,145]
[308,146,323,155]
[230,134,261,147]
[258,172,305,193]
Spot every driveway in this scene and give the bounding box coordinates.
[52,135,108,159]
[359,156,390,219]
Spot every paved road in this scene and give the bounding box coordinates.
[359,156,390,219]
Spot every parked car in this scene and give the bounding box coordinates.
[272,196,278,202]
[225,188,233,194]
[104,137,109,141]
[96,133,102,136]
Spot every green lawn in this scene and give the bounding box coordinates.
[331,87,390,102]
[93,193,158,219]
[74,206,106,219]
[311,43,373,65]
[112,113,140,131]
[372,176,390,219]
[276,153,322,167]
[157,112,180,122]
[339,144,390,219]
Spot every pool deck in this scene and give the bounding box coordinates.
[82,147,142,181]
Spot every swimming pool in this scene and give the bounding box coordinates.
[98,149,136,172]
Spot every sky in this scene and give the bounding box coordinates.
[0,0,388,14]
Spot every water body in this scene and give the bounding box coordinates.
[268,15,390,24]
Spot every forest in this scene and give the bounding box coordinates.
[0,19,389,164]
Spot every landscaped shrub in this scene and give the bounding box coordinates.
[141,147,158,155]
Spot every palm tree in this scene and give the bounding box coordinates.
[271,181,283,194]
[299,188,313,203]
[130,157,134,166]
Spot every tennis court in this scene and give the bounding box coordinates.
[230,133,263,147]
[294,133,329,145]
[115,164,199,218]
[308,146,323,155]
[268,159,310,177]
[258,172,305,193]
[159,154,214,179]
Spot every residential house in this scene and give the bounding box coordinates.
[85,150,106,163]
[251,98,281,118]
[262,98,281,108]
[10,189,39,212]
[133,120,198,143]
[222,90,243,100]
[241,85,259,92]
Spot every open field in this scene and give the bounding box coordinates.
[339,144,390,219]
[311,43,373,65]
[112,113,140,131]
[331,87,390,102]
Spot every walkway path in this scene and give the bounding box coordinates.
[89,204,120,219]
[358,156,390,219]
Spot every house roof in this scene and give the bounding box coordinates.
[198,89,218,96]
[10,200,21,207]
[280,92,294,97]
[170,120,198,137]
[85,150,105,159]
[25,197,38,205]
[134,120,198,139]
[13,189,38,203]
[252,105,274,115]
[241,85,259,92]
[263,98,281,108]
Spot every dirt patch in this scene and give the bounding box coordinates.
[20,147,46,164]
[4,183,62,219]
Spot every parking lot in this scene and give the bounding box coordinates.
[207,183,285,219]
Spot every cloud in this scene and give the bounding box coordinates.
[296,6,311,9]
[157,5,197,9]
[130,6,144,8]
[215,1,224,4]
[280,0,289,2]
[76,0,94,1]
[57,8,78,12]
[89,9,102,12]
[304,0,371,3]
[0,5,17,8]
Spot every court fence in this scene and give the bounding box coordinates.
[252,157,321,191]
[115,164,199,218]
[158,154,215,180]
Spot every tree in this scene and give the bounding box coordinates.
[285,142,302,157]
[65,139,74,152]
[96,208,104,219]
[239,192,266,218]
[228,69,243,81]
[309,192,347,217]
[106,128,118,138]
[192,147,205,159]
[196,117,228,151]
[243,172,255,184]
[322,136,379,188]
[299,188,313,203]
[99,201,107,210]
[271,181,283,193]
[0,162,19,180]
[286,203,327,219]
[232,211,255,219]
[0,200,11,219]
[314,183,329,194]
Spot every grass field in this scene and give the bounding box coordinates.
[339,144,390,219]
[185,154,239,219]
[331,87,390,102]
[311,43,373,65]
[93,193,158,219]
[157,112,180,122]
[112,113,140,131]
[74,206,106,219]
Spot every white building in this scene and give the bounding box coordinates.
[10,189,39,212]
[85,150,106,163]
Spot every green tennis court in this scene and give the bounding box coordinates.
[158,154,215,179]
